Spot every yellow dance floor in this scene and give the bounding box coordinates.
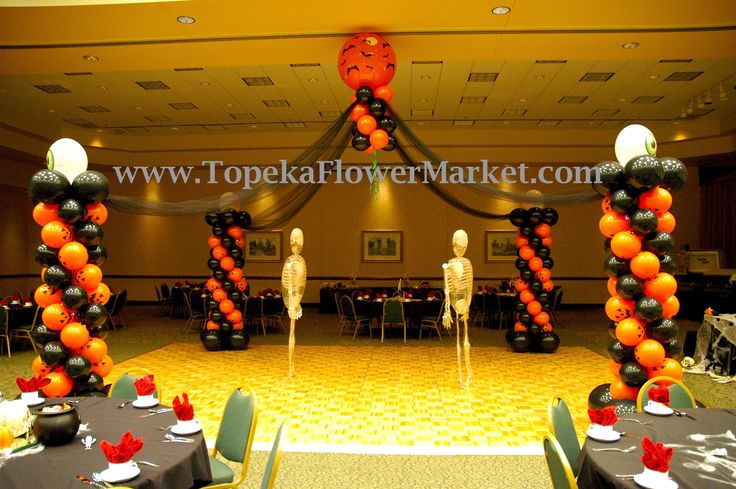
[109,344,609,455]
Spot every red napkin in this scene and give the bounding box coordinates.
[16,375,51,393]
[588,406,618,426]
[100,431,144,463]
[134,375,156,396]
[641,436,673,473]
[648,386,670,405]
[173,393,195,421]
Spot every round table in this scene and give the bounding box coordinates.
[577,408,736,488]
[0,397,212,489]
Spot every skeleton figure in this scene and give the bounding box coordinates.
[443,230,474,387]
[281,228,307,377]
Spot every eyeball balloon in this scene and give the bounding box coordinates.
[614,124,656,167]
[47,138,88,182]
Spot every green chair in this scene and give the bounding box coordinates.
[636,376,696,412]
[543,434,578,489]
[108,368,162,401]
[1,306,40,358]
[381,298,406,343]
[342,296,372,340]
[547,396,580,477]
[419,298,444,342]
[206,387,259,489]
[261,422,286,489]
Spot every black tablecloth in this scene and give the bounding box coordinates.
[577,408,736,489]
[0,397,212,489]
[354,298,442,327]
[3,305,36,327]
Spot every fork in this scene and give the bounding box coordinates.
[117,400,132,408]
[620,418,652,425]
[92,472,112,488]
[592,446,637,453]
[134,460,161,467]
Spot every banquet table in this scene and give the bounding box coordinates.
[2,304,37,327]
[0,397,212,489]
[354,298,443,328]
[577,408,736,488]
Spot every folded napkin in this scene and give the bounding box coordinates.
[588,406,618,426]
[16,375,51,393]
[173,393,194,421]
[100,431,144,463]
[134,374,156,396]
[641,436,674,473]
[648,386,670,405]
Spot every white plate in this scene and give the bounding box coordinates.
[586,426,621,442]
[644,404,674,416]
[99,464,141,483]
[633,472,678,489]
[23,397,45,407]
[171,420,202,435]
[132,397,159,409]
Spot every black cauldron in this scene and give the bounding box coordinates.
[32,403,81,446]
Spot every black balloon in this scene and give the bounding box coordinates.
[518,312,532,324]
[538,332,560,353]
[528,323,541,336]
[619,361,648,387]
[86,244,107,265]
[61,285,88,309]
[536,247,551,259]
[658,254,678,274]
[509,208,527,227]
[75,221,103,246]
[58,198,85,224]
[205,213,219,226]
[202,330,222,351]
[625,155,664,189]
[229,248,243,260]
[220,236,234,248]
[510,332,531,353]
[233,258,244,269]
[603,238,612,252]
[514,302,527,313]
[41,341,68,366]
[213,269,226,281]
[236,211,251,228]
[209,311,223,322]
[608,321,618,339]
[378,117,397,134]
[542,257,555,270]
[664,338,683,358]
[350,123,359,136]
[609,399,637,416]
[64,354,92,378]
[212,225,224,237]
[79,302,107,328]
[659,157,688,193]
[616,274,643,300]
[528,207,543,225]
[515,258,528,270]
[519,226,533,237]
[607,339,635,363]
[382,135,397,152]
[355,86,373,103]
[208,258,220,270]
[528,236,542,249]
[604,254,630,277]
[646,318,679,344]
[645,232,674,256]
[592,161,625,196]
[32,323,60,345]
[29,170,69,204]
[520,269,533,282]
[610,188,638,214]
[221,211,235,226]
[529,280,543,293]
[230,330,249,350]
[588,383,613,409]
[537,292,550,305]
[72,171,109,203]
[635,296,663,323]
[44,265,72,288]
[221,280,234,293]
[369,99,385,117]
[35,243,59,267]
[542,208,559,226]
[351,135,370,151]
[630,209,659,235]
[230,291,243,303]
[220,321,232,334]
[75,372,103,393]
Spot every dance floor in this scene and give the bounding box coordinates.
[108,343,609,455]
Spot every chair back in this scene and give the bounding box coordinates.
[245,296,264,319]
[340,295,357,321]
[636,376,696,412]
[383,298,404,323]
[552,288,564,311]
[154,285,161,302]
[160,284,171,299]
[483,292,501,313]
[189,289,204,314]
[334,293,344,317]
[112,289,127,315]
[109,368,161,400]
[260,423,286,489]
[547,397,580,476]
[543,434,578,489]
[214,387,258,475]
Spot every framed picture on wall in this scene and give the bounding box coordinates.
[244,231,283,262]
[361,230,403,263]
[485,231,518,262]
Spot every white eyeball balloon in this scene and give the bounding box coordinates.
[46,138,88,182]
[614,124,657,167]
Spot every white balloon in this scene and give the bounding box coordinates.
[47,138,88,182]
[614,124,657,167]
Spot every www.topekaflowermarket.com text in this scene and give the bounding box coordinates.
[113,160,602,188]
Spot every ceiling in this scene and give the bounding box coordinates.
[0,1,735,142]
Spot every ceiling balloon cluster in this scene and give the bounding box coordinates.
[588,124,688,416]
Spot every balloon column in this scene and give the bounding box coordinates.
[29,138,113,397]
[339,32,398,196]
[201,209,251,351]
[588,124,688,414]
[505,207,560,353]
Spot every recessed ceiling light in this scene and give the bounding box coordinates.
[250,125,257,128]
[622,42,639,49]
[177,16,195,24]
[200,81,210,87]
[97,85,107,90]
[534,75,545,80]
[519,98,527,103]
[420,75,431,81]
[172,127,179,131]
[0,88,7,94]
[95,129,103,133]
[503,121,510,125]
[618,98,628,102]
[307,78,318,83]
[491,6,511,15]
[135,106,143,110]
[320,100,330,105]
[417,122,425,125]
[226,103,233,107]
[82,55,99,62]
[419,98,428,103]
[649,75,660,79]
[48,108,55,113]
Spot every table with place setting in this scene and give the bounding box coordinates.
[577,408,736,488]
[0,396,211,489]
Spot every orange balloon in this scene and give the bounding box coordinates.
[516,236,529,248]
[226,309,242,323]
[34,284,62,308]
[609,360,622,378]
[41,220,73,248]
[656,212,676,233]
[206,278,221,292]
[235,238,245,249]
[607,277,618,297]
[85,203,108,225]
[220,256,235,271]
[519,246,535,260]
[610,379,639,400]
[58,242,89,270]
[206,320,220,331]
[32,355,53,376]
[599,211,631,238]
[369,129,389,150]
[601,195,612,214]
[630,251,660,279]
[661,295,680,318]
[542,280,554,292]
[364,145,375,154]
[514,278,529,292]
[212,289,227,302]
[228,268,243,282]
[527,301,542,315]
[534,223,551,238]
[648,357,683,381]
[82,337,108,363]
[350,103,369,122]
[60,322,90,349]
[529,257,543,272]
[374,85,394,102]
[42,303,72,331]
[520,290,535,304]
[611,232,642,259]
[536,268,551,282]
[219,299,235,314]
[514,321,528,332]
[638,187,672,214]
[226,226,243,239]
[605,295,634,322]
[357,114,377,135]
[542,322,554,333]
[643,273,677,302]
[91,354,114,377]
[74,264,103,290]
[90,282,111,305]
[615,317,646,346]
[232,321,244,331]
[208,235,221,248]
[533,312,550,326]
[635,339,666,368]
[236,279,248,292]
[33,202,59,226]
[42,371,73,397]
[212,246,228,260]
[542,237,553,247]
